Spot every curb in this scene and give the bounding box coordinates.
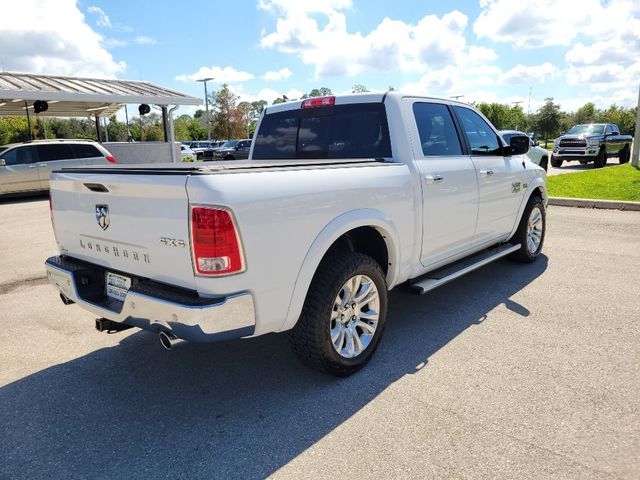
[549,197,640,211]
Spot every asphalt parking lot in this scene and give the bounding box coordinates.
[1,197,639,479]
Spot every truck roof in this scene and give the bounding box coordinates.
[264,91,470,115]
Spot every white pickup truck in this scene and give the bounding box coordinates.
[45,93,547,376]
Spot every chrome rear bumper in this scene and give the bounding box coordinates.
[45,256,255,342]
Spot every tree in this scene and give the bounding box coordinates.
[0,117,29,144]
[574,102,597,125]
[352,84,369,93]
[534,97,562,143]
[210,84,246,140]
[307,87,333,98]
[476,103,526,130]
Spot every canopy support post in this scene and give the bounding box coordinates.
[161,105,169,142]
[95,114,101,142]
[24,101,32,140]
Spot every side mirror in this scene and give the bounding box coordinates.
[508,135,530,155]
[533,140,539,147]
[0,158,5,167]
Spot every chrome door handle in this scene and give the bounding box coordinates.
[425,174,444,184]
[39,163,48,167]
[480,169,494,177]
[28,165,37,169]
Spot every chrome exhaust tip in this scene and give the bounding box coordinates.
[159,331,185,350]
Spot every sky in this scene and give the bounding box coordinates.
[1,0,639,116]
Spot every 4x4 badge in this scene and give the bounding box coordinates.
[96,204,110,230]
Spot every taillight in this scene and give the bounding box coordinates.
[191,206,245,275]
[106,155,117,164]
[301,96,335,109]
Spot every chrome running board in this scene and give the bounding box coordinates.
[410,244,521,295]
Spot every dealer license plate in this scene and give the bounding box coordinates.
[105,272,131,302]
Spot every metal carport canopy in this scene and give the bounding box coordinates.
[0,71,201,117]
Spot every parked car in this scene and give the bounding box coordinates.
[500,130,549,171]
[0,139,116,195]
[187,141,216,160]
[551,123,633,168]
[180,144,197,162]
[45,92,546,376]
[210,139,252,160]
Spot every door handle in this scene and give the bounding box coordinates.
[425,174,444,184]
[39,163,48,167]
[480,169,494,177]
[28,165,37,169]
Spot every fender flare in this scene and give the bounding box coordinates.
[278,209,401,332]
[508,177,547,239]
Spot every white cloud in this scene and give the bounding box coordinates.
[263,67,292,81]
[0,0,125,77]
[87,6,111,28]
[175,66,254,83]
[134,36,157,45]
[260,2,496,77]
[474,0,640,48]
[499,63,558,85]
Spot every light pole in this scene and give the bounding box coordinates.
[197,77,214,141]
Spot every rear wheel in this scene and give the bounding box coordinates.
[290,251,388,376]
[509,195,545,263]
[619,146,630,164]
[550,155,563,168]
[594,147,606,168]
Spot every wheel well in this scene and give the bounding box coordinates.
[326,226,389,275]
[530,186,543,202]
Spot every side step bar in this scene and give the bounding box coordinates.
[410,244,521,295]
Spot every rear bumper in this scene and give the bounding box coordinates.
[45,256,256,342]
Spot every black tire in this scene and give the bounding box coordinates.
[509,195,546,263]
[290,251,388,376]
[550,155,563,168]
[619,146,630,164]
[539,156,548,171]
[594,147,606,168]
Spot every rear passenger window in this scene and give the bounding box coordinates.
[72,144,102,159]
[253,103,392,160]
[413,103,462,156]
[35,144,75,162]
[453,107,502,155]
[2,147,37,165]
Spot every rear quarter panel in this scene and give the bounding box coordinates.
[186,163,417,335]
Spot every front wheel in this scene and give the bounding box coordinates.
[594,148,606,168]
[539,156,548,171]
[509,195,546,263]
[290,251,388,376]
[550,155,562,168]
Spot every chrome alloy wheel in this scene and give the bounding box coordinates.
[526,206,543,254]
[330,274,380,359]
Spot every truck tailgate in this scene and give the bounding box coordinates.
[50,170,196,290]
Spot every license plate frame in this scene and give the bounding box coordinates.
[105,272,131,302]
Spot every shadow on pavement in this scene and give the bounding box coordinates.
[0,192,49,205]
[0,256,547,479]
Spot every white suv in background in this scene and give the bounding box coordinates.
[0,139,116,195]
[500,130,549,171]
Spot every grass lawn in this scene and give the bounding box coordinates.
[547,164,640,202]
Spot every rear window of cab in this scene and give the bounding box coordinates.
[253,103,392,160]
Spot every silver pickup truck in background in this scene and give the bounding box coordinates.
[551,123,633,168]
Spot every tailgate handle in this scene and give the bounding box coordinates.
[83,183,109,193]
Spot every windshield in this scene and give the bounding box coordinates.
[567,125,605,135]
[221,141,239,148]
